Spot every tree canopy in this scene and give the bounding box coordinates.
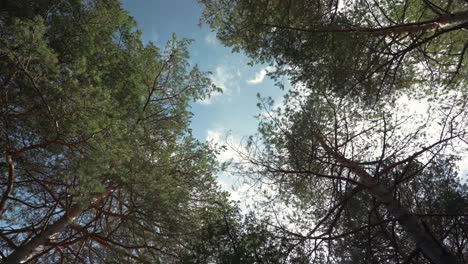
[0,0,237,262]
[237,90,468,263]
[1,0,468,263]
[200,0,468,263]
[200,0,468,103]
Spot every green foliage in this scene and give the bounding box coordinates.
[200,0,468,256]
[0,0,230,262]
[200,0,468,103]
[180,208,310,263]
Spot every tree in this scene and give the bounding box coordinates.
[237,90,468,263]
[200,1,468,263]
[200,0,468,103]
[180,207,311,264]
[0,0,229,262]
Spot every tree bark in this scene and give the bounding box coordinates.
[0,154,15,218]
[317,136,462,264]
[1,190,113,264]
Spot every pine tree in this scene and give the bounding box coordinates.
[0,0,228,262]
[200,0,468,103]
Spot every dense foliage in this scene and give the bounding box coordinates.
[200,0,468,263]
[1,0,467,263]
[0,0,236,263]
[201,0,468,103]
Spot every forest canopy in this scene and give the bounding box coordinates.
[200,0,468,263]
[0,0,239,263]
[0,0,467,263]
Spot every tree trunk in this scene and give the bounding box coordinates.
[318,136,462,264]
[2,205,83,264]
[1,190,113,263]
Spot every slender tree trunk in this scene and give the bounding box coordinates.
[318,136,462,264]
[260,10,468,35]
[2,205,83,264]
[0,155,15,218]
[1,190,113,264]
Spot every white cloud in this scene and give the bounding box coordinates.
[206,129,222,144]
[198,64,241,105]
[247,66,275,85]
[204,32,217,45]
[206,128,250,206]
[229,183,258,212]
[206,128,240,163]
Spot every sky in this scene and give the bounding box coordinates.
[120,1,468,195]
[121,0,286,191]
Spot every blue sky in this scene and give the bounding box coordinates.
[121,0,286,190]
[120,1,468,205]
[122,0,284,137]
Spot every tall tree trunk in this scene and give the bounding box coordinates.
[260,10,468,35]
[318,136,462,264]
[1,190,113,264]
[0,154,15,218]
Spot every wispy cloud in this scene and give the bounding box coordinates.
[204,32,217,45]
[206,128,252,209]
[247,66,275,85]
[146,27,160,45]
[198,64,241,105]
[206,128,240,163]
